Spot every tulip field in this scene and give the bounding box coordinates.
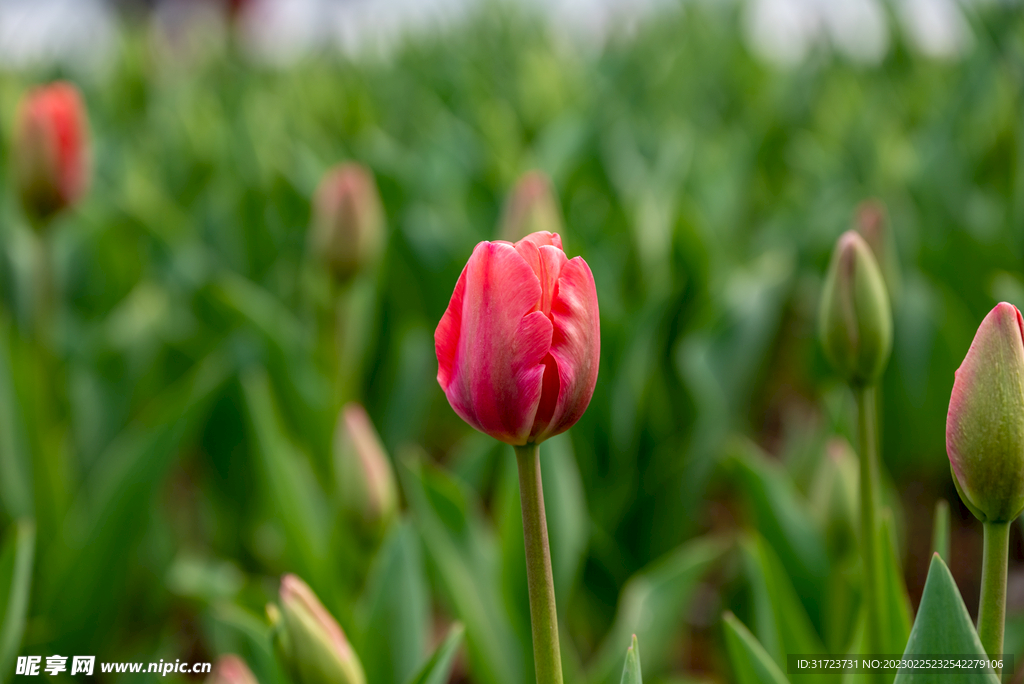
[0,2,1023,683]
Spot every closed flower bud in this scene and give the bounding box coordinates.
[334,403,398,530]
[818,230,892,386]
[436,231,600,446]
[499,171,562,242]
[277,574,366,684]
[310,164,385,282]
[207,656,259,684]
[946,303,1024,523]
[13,82,89,225]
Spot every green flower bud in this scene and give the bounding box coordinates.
[276,574,366,684]
[946,302,1024,523]
[498,170,562,242]
[334,403,397,531]
[310,164,385,282]
[207,656,259,684]
[818,230,892,386]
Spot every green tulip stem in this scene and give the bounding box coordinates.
[978,520,1009,671]
[854,385,885,681]
[514,443,563,684]
[31,231,54,345]
[331,280,354,410]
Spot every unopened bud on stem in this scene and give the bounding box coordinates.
[275,574,366,684]
[13,82,89,226]
[310,164,385,282]
[947,302,1024,523]
[334,403,397,530]
[818,230,892,387]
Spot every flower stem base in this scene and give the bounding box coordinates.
[978,520,1009,675]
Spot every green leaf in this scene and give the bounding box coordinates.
[822,556,860,657]
[41,349,232,648]
[587,535,727,684]
[213,273,332,460]
[740,534,827,670]
[893,555,998,684]
[838,513,912,684]
[0,321,32,519]
[879,511,913,655]
[208,602,288,684]
[722,612,790,684]
[356,520,429,684]
[726,438,830,626]
[619,635,642,684]
[537,434,589,605]
[404,622,465,684]
[397,451,523,684]
[240,367,331,584]
[0,520,34,684]
[931,500,950,562]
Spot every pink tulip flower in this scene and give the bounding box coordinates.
[435,231,600,446]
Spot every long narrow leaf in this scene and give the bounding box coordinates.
[0,321,32,519]
[0,520,34,684]
[405,623,465,684]
[587,535,727,684]
[41,349,232,649]
[722,612,790,684]
[619,635,642,684]
[240,368,331,586]
[398,452,523,684]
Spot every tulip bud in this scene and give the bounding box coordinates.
[436,230,600,446]
[12,82,89,226]
[276,574,366,684]
[310,164,385,282]
[946,303,1024,523]
[818,230,892,386]
[499,171,562,242]
[854,200,901,302]
[207,656,259,684]
[334,403,398,530]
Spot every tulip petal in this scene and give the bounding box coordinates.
[947,302,1024,522]
[435,241,553,445]
[515,239,568,316]
[515,231,563,252]
[534,256,600,442]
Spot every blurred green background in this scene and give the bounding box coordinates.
[0,1,1023,682]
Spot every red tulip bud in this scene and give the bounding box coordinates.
[207,656,259,684]
[499,171,562,242]
[13,82,89,226]
[947,303,1024,523]
[310,164,385,282]
[435,231,600,446]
